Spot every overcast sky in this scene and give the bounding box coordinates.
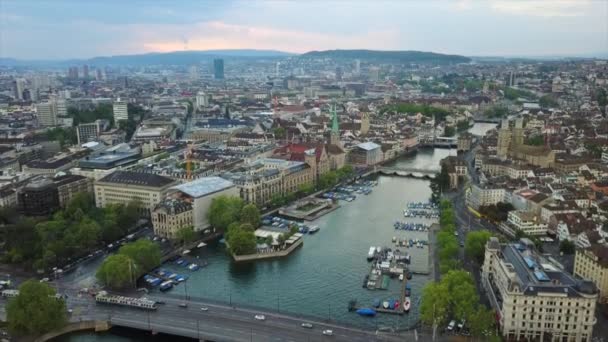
[1,0,606,59]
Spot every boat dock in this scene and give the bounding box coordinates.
[350,277,408,316]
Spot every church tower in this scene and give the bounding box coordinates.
[329,103,341,146]
[360,112,370,135]
[497,119,511,160]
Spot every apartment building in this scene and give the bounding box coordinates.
[500,210,548,237]
[482,237,598,342]
[467,183,506,210]
[151,199,193,239]
[574,245,608,302]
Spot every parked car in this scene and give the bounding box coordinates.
[447,320,456,331]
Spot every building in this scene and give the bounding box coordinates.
[36,101,57,127]
[574,245,608,302]
[94,171,178,216]
[166,176,237,231]
[77,120,103,145]
[441,156,468,189]
[349,142,382,166]
[13,78,25,100]
[457,132,473,153]
[482,237,598,342]
[500,210,548,237]
[496,118,555,167]
[113,99,128,126]
[22,155,76,176]
[151,198,193,239]
[18,178,59,216]
[54,174,93,208]
[467,183,506,210]
[213,59,225,80]
[195,92,208,109]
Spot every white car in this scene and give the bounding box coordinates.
[322,329,333,336]
[200,307,209,311]
[301,323,313,329]
[254,314,266,321]
[447,320,456,331]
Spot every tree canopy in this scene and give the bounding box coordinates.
[118,238,161,272]
[207,196,245,231]
[96,254,137,289]
[7,280,67,336]
[465,230,492,264]
[240,204,261,228]
[175,226,197,245]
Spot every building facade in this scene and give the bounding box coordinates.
[113,99,128,126]
[574,246,608,302]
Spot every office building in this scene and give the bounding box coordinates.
[195,92,208,109]
[13,78,25,100]
[189,65,198,81]
[113,98,128,126]
[482,237,597,341]
[94,171,178,216]
[18,178,59,216]
[77,121,102,145]
[349,142,382,166]
[214,59,224,80]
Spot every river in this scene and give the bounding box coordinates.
[56,124,492,341]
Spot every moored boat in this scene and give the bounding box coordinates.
[382,301,389,309]
[309,226,320,234]
[404,297,411,312]
[399,274,404,281]
[356,308,376,316]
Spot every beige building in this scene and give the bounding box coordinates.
[466,183,506,210]
[94,171,178,216]
[151,198,193,239]
[54,174,93,208]
[574,245,608,302]
[500,210,548,237]
[482,237,598,342]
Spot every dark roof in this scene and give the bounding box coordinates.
[53,174,88,187]
[98,171,175,188]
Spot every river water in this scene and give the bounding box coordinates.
[57,124,493,341]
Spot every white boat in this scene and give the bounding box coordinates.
[392,236,397,242]
[404,297,411,312]
[382,301,389,309]
[399,274,404,281]
[367,246,376,260]
[182,249,191,255]
[197,242,207,248]
[309,226,320,234]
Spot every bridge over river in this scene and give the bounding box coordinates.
[363,166,439,179]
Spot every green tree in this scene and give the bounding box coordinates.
[96,254,137,289]
[465,230,492,263]
[118,239,161,272]
[240,204,261,228]
[318,172,338,189]
[175,226,197,245]
[526,135,545,146]
[443,270,479,321]
[420,282,450,327]
[468,307,496,338]
[297,183,315,195]
[559,239,575,255]
[7,280,67,335]
[273,127,286,139]
[443,126,455,137]
[227,227,257,255]
[207,196,244,231]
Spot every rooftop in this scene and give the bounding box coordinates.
[356,141,381,151]
[171,176,234,198]
[98,171,175,188]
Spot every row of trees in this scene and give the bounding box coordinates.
[1,193,140,271]
[429,164,450,203]
[96,239,161,289]
[420,200,497,338]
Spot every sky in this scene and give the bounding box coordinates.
[0,0,607,60]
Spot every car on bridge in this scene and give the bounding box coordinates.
[301,323,313,329]
[254,314,266,321]
[322,329,333,336]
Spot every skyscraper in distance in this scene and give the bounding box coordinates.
[113,98,128,127]
[214,59,224,80]
[83,65,89,78]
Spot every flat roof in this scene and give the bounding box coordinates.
[357,142,381,151]
[171,176,234,198]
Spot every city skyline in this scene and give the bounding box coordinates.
[1,0,607,60]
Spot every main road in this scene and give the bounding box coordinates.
[0,285,415,342]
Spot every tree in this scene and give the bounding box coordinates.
[559,239,575,255]
[420,282,450,327]
[227,228,257,256]
[465,230,492,263]
[443,126,455,137]
[468,307,496,338]
[7,280,67,335]
[175,226,196,245]
[443,270,478,321]
[96,254,137,289]
[297,183,315,195]
[318,172,338,189]
[207,196,244,231]
[336,165,355,180]
[118,239,161,272]
[273,127,286,139]
[240,204,261,228]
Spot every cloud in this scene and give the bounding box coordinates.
[489,0,593,17]
[139,21,401,53]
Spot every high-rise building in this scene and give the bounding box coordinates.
[96,69,103,81]
[76,120,102,145]
[335,67,343,81]
[354,59,361,74]
[113,98,128,126]
[195,92,208,109]
[213,59,224,80]
[36,102,58,127]
[13,78,25,100]
[275,62,280,77]
[189,65,199,81]
[68,67,79,79]
[83,65,89,78]
[369,67,380,82]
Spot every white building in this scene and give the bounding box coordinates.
[113,99,128,126]
[36,101,57,126]
[482,237,598,342]
[467,183,506,210]
[167,177,238,231]
[195,92,208,109]
[500,210,548,237]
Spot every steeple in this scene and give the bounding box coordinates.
[330,103,340,146]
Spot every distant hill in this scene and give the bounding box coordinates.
[301,49,470,64]
[0,49,295,67]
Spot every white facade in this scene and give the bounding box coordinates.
[467,184,506,209]
[113,99,128,126]
[195,92,208,109]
